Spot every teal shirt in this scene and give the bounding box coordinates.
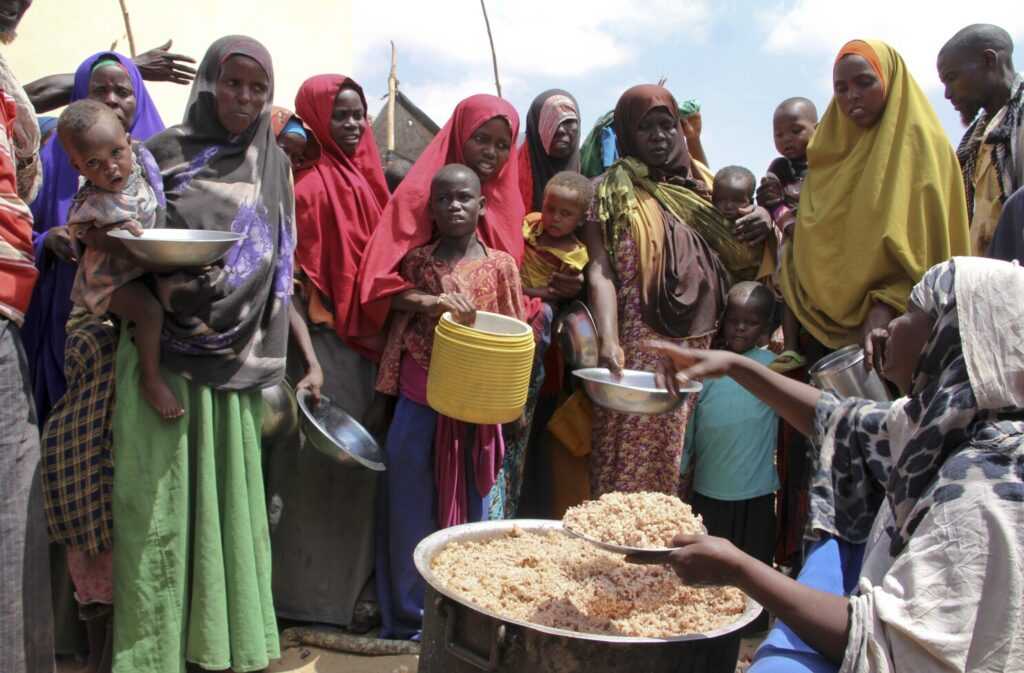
[682,347,780,501]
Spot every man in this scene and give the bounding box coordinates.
[0,1,57,672]
[938,24,1024,255]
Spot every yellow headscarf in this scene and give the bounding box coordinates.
[780,40,970,349]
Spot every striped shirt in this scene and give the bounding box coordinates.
[0,89,37,325]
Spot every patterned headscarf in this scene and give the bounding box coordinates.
[810,258,1024,557]
[145,36,294,391]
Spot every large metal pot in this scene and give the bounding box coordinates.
[809,345,892,401]
[415,520,761,673]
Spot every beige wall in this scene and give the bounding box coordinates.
[6,0,353,122]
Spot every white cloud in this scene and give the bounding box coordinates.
[353,0,712,80]
[760,0,1024,91]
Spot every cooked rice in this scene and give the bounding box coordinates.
[430,527,746,638]
[563,492,705,549]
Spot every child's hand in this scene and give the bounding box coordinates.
[756,173,783,209]
[119,220,145,237]
[599,338,626,378]
[439,292,477,326]
[44,226,77,263]
[549,271,584,300]
[295,363,324,404]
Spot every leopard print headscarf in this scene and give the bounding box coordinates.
[809,259,1024,558]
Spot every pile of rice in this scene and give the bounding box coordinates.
[563,492,705,549]
[429,526,745,638]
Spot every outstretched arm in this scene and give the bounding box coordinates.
[648,340,821,435]
[25,40,197,113]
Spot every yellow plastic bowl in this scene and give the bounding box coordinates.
[427,312,536,424]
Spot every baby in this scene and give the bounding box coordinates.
[271,106,318,172]
[58,99,182,420]
[756,97,818,372]
[757,97,818,238]
[711,165,756,224]
[521,171,591,303]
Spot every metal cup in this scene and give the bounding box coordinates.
[808,344,892,401]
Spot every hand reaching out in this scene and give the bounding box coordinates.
[133,40,197,85]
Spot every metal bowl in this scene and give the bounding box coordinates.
[107,228,244,268]
[296,389,386,471]
[415,519,762,645]
[260,381,298,448]
[573,368,701,415]
[554,300,599,369]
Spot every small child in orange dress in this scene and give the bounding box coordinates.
[58,99,182,419]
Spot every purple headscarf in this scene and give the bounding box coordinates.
[22,51,164,425]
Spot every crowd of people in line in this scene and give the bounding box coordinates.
[1,3,1023,671]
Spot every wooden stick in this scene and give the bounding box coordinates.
[480,0,502,98]
[117,0,137,57]
[387,41,398,153]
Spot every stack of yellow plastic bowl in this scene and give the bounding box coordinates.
[427,311,535,424]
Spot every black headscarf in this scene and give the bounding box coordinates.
[519,89,580,211]
[145,36,295,390]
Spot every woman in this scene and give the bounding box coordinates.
[265,74,389,629]
[780,40,970,365]
[23,52,164,425]
[112,36,290,672]
[583,84,772,496]
[358,94,526,335]
[517,89,580,211]
[648,256,1024,672]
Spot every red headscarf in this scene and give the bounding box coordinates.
[293,75,390,353]
[358,94,524,334]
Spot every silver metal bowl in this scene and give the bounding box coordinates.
[573,368,702,415]
[296,389,386,471]
[107,228,244,268]
[260,381,298,448]
[554,300,599,369]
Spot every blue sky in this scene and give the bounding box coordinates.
[353,0,1023,175]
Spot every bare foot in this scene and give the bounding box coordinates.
[141,374,184,420]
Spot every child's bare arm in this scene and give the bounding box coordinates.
[288,302,323,402]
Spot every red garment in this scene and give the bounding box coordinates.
[0,91,37,325]
[358,94,525,335]
[293,75,390,355]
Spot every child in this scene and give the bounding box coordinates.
[756,97,818,372]
[681,281,779,630]
[271,106,320,172]
[375,164,528,639]
[57,99,182,420]
[521,170,591,304]
[711,165,756,224]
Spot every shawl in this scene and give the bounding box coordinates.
[580,99,701,178]
[22,51,164,423]
[989,185,1024,262]
[358,94,524,334]
[145,35,294,390]
[957,73,1024,217]
[517,89,580,211]
[781,40,971,349]
[293,75,389,356]
[808,258,1024,555]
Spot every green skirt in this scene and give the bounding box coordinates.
[111,328,278,673]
